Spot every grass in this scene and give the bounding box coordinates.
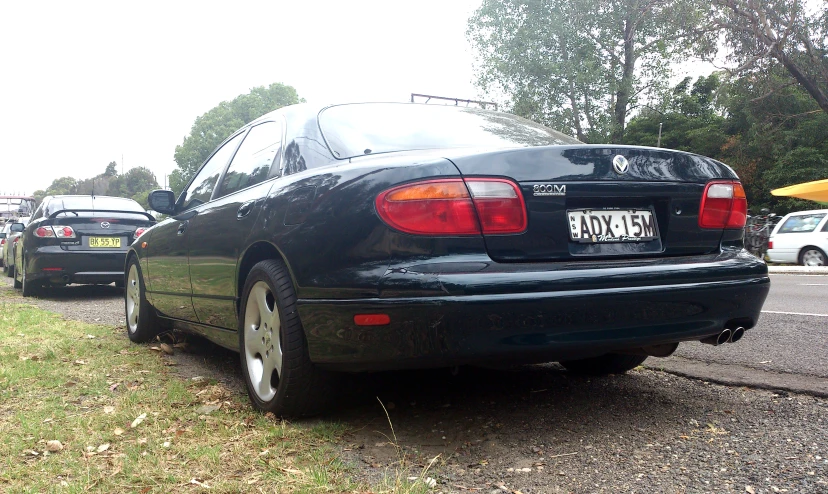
[0,301,367,493]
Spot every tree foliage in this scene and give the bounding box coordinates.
[467,0,713,142]
[624,70,828,214]
[710,0,828,114]
[170,83,303,194]
[32,164,159,210]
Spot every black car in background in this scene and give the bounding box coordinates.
[15,195,155,296]
[125,102,769,417]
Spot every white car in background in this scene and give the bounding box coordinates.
[767,209,828,266]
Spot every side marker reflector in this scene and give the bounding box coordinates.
[354,314,391,326]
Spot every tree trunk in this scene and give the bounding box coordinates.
[612,18,637,143]
[561,38,585,141]
[774,49,828,115]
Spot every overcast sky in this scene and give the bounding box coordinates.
[1,0,714,196]
[1,0,487,194]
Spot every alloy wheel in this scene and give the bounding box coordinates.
[243,281,282,402]
[126,264,140,333]
[802,249,826,266]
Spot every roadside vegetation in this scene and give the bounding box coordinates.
[0,301,370,492]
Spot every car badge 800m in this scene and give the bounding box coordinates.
[533,184,566,196]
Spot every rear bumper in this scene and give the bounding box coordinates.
[26,246,127,284]
[299,250,770,371]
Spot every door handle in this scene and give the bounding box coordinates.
[177,220,189,235]
[237,200,256,219]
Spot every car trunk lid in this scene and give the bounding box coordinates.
[447,146,739,262]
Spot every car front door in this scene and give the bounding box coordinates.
[188,120,283,328]
[145,131,245,321]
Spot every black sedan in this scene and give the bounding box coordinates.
[15,195,155,296]
[125,102,769,416]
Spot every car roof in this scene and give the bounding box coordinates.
[783,209,828,216]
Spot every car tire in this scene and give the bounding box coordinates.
[125,256,162,343]
[8,262,14,279]
[239,259,334,417]
[12,263,21,289]
[799,247,826,267]
[20,258,40,297]
[560,353,647,375]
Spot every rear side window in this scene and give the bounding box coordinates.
[777,213,826,233]
[217,121,282,198]
[181,133,244,211]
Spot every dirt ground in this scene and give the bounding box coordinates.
[3,277,827,493]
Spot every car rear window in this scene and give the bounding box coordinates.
[47,197,145,217]
[777,213,826,233]
[318,103,581,159]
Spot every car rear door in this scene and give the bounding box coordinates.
[187,120,283,328]
[145,132,245,321]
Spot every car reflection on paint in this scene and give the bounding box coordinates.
[124,102,770,417]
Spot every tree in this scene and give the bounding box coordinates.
[43,177,79,196]
[468,0,714,142]
[170,83,303,194]
[104,161,119,177]
[711,0,828,114]
[109,167,159,199]
[624,75,728,158]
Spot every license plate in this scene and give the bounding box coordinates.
[568,209,658,243]
[89,237,121,248]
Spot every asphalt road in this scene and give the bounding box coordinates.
[657,274,828,394]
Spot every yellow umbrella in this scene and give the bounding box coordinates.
[771,179,828,203]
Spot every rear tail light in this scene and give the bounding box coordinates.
[34,226,76,238]
[375,178,527,236]
[134,228,147,239]
[375,179,479,235]
[466,179,527,234]
[35,226,56,238]
[0,239,4,245]
[699,180,748,229]
[768,240,773,249]
[55,226,76,238]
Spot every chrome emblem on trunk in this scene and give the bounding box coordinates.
[612,155,629,175]
[100,221,111,229]
[533,184,566,196]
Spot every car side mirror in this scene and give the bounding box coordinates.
[148,189,176,215]
[10,222,25,233]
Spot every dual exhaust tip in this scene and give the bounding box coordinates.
[700,326,745,346]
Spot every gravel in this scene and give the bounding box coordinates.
[2,276,827,492]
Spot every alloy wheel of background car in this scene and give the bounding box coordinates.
[20,257,38,297]
[238,259,334,417]
[12,257,21,289]
[559,353,648,375]
[124,257,162,343]
[800,248,826,266]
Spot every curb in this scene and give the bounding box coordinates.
[767,266,828,275]
[646,357,828,398]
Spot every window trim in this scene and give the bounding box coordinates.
[213,119,286,200]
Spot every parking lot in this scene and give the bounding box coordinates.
[2,274,826,492]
